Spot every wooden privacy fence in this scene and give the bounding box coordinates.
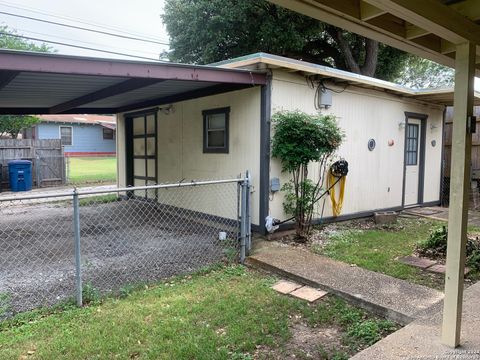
[442,106,480,207]
[0,139,65,190]
[443,106,480,178]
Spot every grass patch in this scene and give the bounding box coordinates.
[68,157,116,184]
[0,266,397,359]
[313,217,445,288]
[78,194,119,206]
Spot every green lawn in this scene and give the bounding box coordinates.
[68,157,116,184]
[0,266,397,360]
[313,217,479,289]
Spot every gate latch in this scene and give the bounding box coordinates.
[468,115,477,134]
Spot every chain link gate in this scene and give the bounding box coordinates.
[0,173,251,318]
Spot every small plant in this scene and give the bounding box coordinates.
[82,282,100,304]
[271,110,343,239]
[416,226,448,258]
[0,292,11,318]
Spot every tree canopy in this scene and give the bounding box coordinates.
[0,26,52,138]
[162,0,453,86]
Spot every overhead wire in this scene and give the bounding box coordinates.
[15,28,162,57]
[0,0,169,43]
[0,32,165,61]
[0,10,169,45]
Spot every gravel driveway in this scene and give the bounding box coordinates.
[0,198,239,318]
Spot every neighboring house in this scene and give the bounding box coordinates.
[114,52,473,232]
[23,114,116,156]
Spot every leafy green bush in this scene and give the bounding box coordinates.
[271,111,343,239]
[417,225,480,271]
[417,226,448,257]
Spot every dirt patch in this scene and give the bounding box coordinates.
[253,322,351,359]
[276,217,403,251]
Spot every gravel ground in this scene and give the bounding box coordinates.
[0,198,239,318]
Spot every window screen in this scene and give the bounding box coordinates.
[406,123,419,166]
[60,126,72,146]
[203,107,229,153]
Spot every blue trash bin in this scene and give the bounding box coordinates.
[8,160,32,192]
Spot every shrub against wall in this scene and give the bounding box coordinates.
[271,110,343,239]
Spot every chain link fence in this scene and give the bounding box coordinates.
[0,175,251,319]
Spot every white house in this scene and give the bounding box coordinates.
[115,53,465,233]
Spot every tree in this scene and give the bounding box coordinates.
[162,0,408,79]
[271,111,343,239]
[0,26,51,138]
[163,0,456,87]
[0,25,51,52]
[394,56,454,88]
[0,116,40,139]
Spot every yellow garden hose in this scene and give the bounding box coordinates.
[329,171,346,217]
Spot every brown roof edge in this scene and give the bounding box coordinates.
[0,50,267,85]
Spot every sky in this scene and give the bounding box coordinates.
[0,0,169,61]
[0,0,478,89]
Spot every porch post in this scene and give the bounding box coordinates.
[441,41,476,348]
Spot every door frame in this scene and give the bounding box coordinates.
[124,107,158,191]
[402,111,428,207]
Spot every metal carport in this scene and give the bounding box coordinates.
[0,50,266,115]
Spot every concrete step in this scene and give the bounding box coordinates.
[247,240,444,325]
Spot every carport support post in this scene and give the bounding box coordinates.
[73,189,83,307]
[441,41,476,348]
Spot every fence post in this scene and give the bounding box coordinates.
[245,170,252,255]
[240,173,248,263]
[72,189,83,306]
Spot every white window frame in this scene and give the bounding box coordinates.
[59,125,73,146]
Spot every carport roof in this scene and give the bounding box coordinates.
[0,50,267,115]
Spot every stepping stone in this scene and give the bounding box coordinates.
[290,286,328,302]
[272,280,302,294]
[427,264,446,274]
[398,256,437,269]
[427,264,471,275]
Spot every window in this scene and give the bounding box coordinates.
[203,107,229,153]
[59,126,72,146]
[406,123,419,165]
[103,127,114,140]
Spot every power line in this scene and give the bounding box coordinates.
[0,10,169,46]
[0,0,169,43]
[16,28,162,57]
[0,32,166,61]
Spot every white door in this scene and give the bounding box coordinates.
[404,119,421,206]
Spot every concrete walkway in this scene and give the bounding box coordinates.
[404,206,480,228]
[247,240,444,325]
[352,281,480,359]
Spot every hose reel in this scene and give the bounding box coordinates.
[265,159,349,232]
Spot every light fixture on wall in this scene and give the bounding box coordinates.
[160,104,174,115]
[398,121,406,130]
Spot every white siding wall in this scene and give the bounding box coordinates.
[117,87,261,225]
[269,70,444,221]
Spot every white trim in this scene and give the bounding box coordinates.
[59,125,73,146]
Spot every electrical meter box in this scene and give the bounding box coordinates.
[270,177,281,192]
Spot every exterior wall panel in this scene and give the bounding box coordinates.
[269,70,443,221]
[117,87,261,225]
